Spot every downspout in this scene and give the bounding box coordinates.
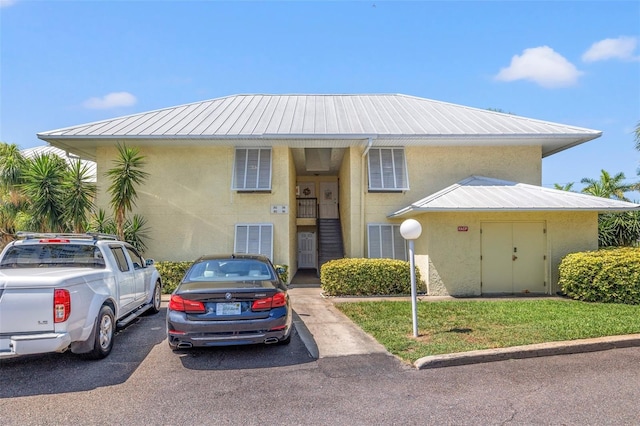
[361,137,374,255]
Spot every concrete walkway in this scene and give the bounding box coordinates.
[288,286,388,359]
[287,280,640,369]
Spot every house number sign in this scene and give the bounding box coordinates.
[457,226,469,232]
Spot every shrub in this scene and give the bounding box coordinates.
[155,261,192,294]
[559,247,640,304]
[274,264,288,283]
[321,258,424,296]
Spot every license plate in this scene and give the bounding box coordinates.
[216,302,241,315]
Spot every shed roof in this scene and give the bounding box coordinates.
[38,94,601,158]
[388,176,640,217]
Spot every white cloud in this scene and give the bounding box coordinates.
[582,36,639,62]
[83,92,137,109]
[0,0,17,8]
[495,46,583,88]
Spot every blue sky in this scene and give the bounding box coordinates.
[1,0,639,191]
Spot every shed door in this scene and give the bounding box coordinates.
[481,222,546,294]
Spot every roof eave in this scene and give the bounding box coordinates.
[388,206,639,218]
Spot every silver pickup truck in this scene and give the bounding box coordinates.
[0,233,162,360]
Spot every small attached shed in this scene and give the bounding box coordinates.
[389,176,640,296]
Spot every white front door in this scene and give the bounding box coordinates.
[319,181,338,219]
[297,232,316,268]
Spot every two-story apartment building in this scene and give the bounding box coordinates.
[38,94,638,296]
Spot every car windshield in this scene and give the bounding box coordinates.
[184,259,275,282]
[0,244,106,269]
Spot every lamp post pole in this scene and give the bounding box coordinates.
[400,219,422,338]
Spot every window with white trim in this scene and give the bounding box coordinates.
[232,148,272,191]
[367,224,407,260]
[234,224,273,260]
[367,147,409,191]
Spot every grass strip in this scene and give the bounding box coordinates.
[335,299,640,363]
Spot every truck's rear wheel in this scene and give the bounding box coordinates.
[80,305,115,360]
[148,281,162,314]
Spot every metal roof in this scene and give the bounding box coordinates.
[21,145,97,182]
[37,94,601,157]
[388,176,640,217]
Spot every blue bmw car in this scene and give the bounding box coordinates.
[167,254,292,350]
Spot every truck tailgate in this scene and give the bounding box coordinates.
[0,287,54,333]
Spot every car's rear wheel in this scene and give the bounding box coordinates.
[80,305,115,360]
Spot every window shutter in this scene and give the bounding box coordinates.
[367,148,409,191]
[368,149,383,189]
[380,225,394,258]
[392,225,408,261]
[234,224,273,260]
[233,148,272,190]
[368,225,382,258]
[367,224,407,260]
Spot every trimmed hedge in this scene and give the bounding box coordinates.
[559,247,640,305]
[321,258,424,296]
[156,261,289,294]
[155,261,192,294]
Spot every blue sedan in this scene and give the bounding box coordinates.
[167,254,292,349]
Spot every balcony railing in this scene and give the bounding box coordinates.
[297,198,317,218]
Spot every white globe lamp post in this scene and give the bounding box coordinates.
[400,219,422,338]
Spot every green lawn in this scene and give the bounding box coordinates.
[334,299,640,364]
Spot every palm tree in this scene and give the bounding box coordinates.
[580,170,632,201]
[0,143,29,243]
[20,153,68,232]
[598,211,640,247]
[106,144,149,240]
[88,208,116,234]
[124,214,149,252]
[0,143,27,188]
[553,182,574,191]
[63,159,96,233]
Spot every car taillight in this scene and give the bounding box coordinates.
[54,289,71,323]
[168,295,205,313]
[40,239,70,243]
[252,292,287,311]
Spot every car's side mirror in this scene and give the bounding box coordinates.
[145,259,155,267]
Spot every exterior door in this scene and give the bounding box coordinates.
[481,222,546,294]
[319,181,338,219]
[297,232,316,269]
[512,222,546,293]
[481,223,513,293]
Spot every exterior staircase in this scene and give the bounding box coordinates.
[318,218,344,268]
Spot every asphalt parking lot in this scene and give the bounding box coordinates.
[3,304,640,425]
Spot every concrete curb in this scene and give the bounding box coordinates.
[292,311,320,359]
[414,334,640,369]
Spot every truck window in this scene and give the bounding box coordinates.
[126,246,144,269]
[110,247,130,272]
[0,244,105,269]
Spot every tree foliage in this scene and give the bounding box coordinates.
[580,169,632,201]
[106,144,149,241]
[0,142,150,253]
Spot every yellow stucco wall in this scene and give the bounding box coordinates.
[360,145,542,227]
[93,142,599,295]
[96,145,293,266]
[338,146,365,258]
